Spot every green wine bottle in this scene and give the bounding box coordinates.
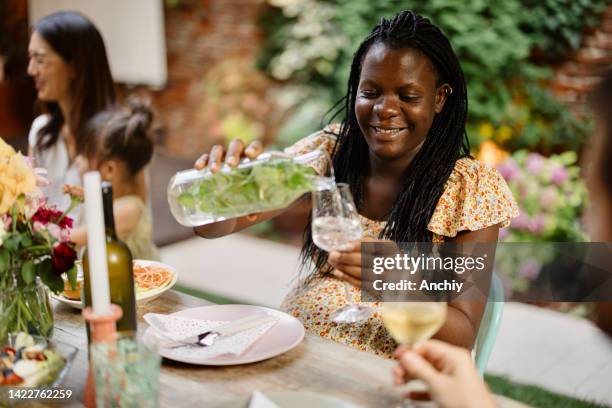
[83,182,137,338]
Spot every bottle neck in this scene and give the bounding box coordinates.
[101,182,117,240]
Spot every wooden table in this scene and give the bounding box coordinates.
[51,290,527,408]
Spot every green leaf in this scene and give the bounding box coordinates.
[20,234,32,248]
[66,265,78,291]
[3,235,21,252]
[21,260,35,284]
[181,160,315,216]
[38,259,63,294]
[0,248,9,271]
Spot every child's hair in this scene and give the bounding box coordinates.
[81,99,155,177]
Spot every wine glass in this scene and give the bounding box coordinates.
[381,301,448,407]
[311,183,372,323]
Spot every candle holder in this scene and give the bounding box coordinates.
[82,304,123,408]
[90,332,161,408]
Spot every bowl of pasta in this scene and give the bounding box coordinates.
[52,260,178,308]
[133,260,178,304]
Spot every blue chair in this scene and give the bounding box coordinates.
[473,273,504,375]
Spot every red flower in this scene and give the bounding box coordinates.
[51,242,77,275]
[32,207,73,229]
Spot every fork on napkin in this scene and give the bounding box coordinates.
[144,313,279,359]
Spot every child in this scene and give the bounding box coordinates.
[66,99,159,261]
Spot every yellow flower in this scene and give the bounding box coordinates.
[0,138,37,214]
[495,125,513,143]
[477,140,510,166]
[478,122,494,139]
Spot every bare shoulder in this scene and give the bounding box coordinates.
[113,196,144,234]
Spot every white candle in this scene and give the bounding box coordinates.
[83,172,111,316]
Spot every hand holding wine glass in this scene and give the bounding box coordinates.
[393,340,496,408]
[381,301,448,407]
[381,302,448,347]
[311,183,372,323]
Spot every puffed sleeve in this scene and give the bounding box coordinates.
[283,123,339,175]
[427,157,519,237]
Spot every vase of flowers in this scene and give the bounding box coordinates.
[0,275,54,341]
[0,138,79,343]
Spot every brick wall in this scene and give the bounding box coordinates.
[552,5,612,112]
[129,0,283,161]
[150,3,612,160]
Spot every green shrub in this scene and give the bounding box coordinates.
[259,0,605,152]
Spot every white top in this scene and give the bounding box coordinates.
[28,115,82,220]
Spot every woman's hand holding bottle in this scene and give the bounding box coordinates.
[194,139,263,173]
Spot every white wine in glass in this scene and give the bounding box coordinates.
[382,302,447,407]
[381,302,447,346]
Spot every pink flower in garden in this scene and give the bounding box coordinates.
[539,186,558,211]
[497,158,520,181]
[525,153,545,174]
[518,259,541,280]
[511,211,530,230]
[517,178,531,200]
[550,166,568,185]
[528,214,546,235]
[499,227,510,241]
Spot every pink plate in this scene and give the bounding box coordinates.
[144,304,305,365]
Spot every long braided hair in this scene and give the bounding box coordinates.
[299,10,470,284]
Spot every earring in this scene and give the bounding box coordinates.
[446,86,453,95]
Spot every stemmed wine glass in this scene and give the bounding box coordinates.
[311,183,372,323]
[381,300,448,407]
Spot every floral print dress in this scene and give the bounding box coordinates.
[281,125,519,358]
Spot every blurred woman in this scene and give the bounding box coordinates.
[27,11,115,217]
[585,70,612,336]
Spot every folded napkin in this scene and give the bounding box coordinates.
[247,391,280,408]
[144,313,278,359]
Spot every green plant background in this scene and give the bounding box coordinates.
[258,0,607,154]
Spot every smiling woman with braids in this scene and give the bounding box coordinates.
[194,10,518,356]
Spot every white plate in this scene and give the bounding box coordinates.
[52,260,178,309]
[219,391,361,408]
[144,304,305,366]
